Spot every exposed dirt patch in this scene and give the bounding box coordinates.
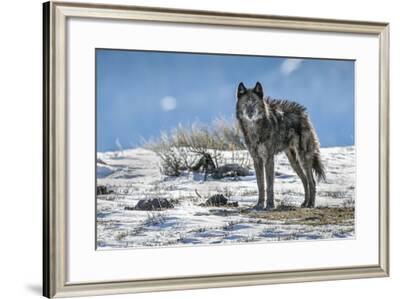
[241,207,354,225]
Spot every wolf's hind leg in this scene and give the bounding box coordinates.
[285,149,309,208]
[302,153,316,208]
[253,157,265,209]
[265,155,275,209]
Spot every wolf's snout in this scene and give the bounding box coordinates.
[246,105,255,118]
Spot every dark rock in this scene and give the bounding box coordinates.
[205,194,228,206]
[96,158,107,165]
[204,194,239,207]
[212,164,250,179]
[96,185,113,195]
[124,206,135,211]
[134,198,174,211]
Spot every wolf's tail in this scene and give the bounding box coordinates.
[313,151,326,182]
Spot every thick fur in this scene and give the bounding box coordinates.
[236,82,325,209]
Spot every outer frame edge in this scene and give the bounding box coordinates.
[378,24,390,277]
[53,266,387,298]
[43,1,51,298]
[53,0,388,32]
[46,1,390,298]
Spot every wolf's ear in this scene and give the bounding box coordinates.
[253,82,263,98]
[237,82,246,97]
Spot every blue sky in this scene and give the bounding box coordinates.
[96,49,354,152]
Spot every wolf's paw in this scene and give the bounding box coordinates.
[252,203,265,210]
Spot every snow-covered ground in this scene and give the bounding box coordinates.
[96,146,355,249]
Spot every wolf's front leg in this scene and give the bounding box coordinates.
[253,157,265,210]
[265,156,275,209]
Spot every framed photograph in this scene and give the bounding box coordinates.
[43,1,389,297]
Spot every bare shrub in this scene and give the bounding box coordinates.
[143,212,167,226]
[212,117,245,150]
[144,117,248,176]
[145,133,187,176]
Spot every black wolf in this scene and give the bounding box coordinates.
[236,82,325,209]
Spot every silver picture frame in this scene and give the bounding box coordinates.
[43,1,390,297]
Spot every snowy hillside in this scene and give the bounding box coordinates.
[96,146,355,249]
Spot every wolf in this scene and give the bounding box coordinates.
[236,82,325,209]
